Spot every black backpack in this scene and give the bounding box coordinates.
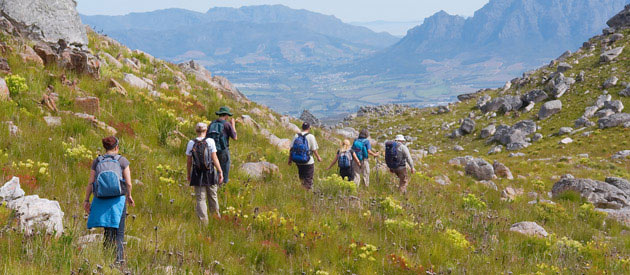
[207,120,229,152]
[191,138,214,171]
[385,141,405,169]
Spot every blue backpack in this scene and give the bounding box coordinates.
[352,139,369,161]
[290,133,311,164]
[93,155,125,198]
[207,120,229,152]
[385,141,405,169]
[338,150,352,169]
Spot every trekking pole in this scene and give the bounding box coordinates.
[375,158,380,184]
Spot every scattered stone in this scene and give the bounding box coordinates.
[459,118,475,135]
[0,77,8,101]
[545,73,574,98]
[100,52,122,68]
[596,109,615,118]
[465,158,496,181]
[476,95,491,109]
[584,106,599,118]
[0,177,25,202]
[552,176,630,209]
[280,117,301,133]
[605,177,630,193]
[600,47,624,63]
[453,145,464,152]
[559,138,573,145]
[612,150,630,160]
[604,100,624,113]
[598,113,630,129]
[32,42,57,65]
[604,76,619,88]
[501,187,523,201]
[434,175,451,186]
[481,95,523,114]
[558,127,573,135]
[108,78,127,96]
[43,116,62,127]
[532,133,543,142]
[58,48,101,78]
[479,180,498,191]
[611,33,625,42]
[60,111,117,135]
[19,45,43,65]
[575,116,595,128]
[123,73,151,90]
[448,156,474,166]
[149,90,161,98]
[510,222,548,238]
[491,120,537,151]
[487,145,502,155]
[493,161,514,179]
[436,105,450,114]
[457,93,476,101]
[509,152,526,157]
[556,62,572,73]
[595,94,612,108]
[239,162,279,179]
[538,100,562,120]
[334,127,359,139]
[523,102,535,113]
[428,146,438,155]
[5,121,18,136]
[480,124,496,139]
[576,70,585,82]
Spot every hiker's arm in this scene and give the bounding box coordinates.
[313,150,322,162]
[368,149,379,157]
[187,155,192,182]
[83,170,95,214]
[212,152,224,184]
[327,154,339,170]
[230,118,238,141]
[402,146,415,173]
[123,167,135,207]
[352,152,361,167]
[287,153,292,165]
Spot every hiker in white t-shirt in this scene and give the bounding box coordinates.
[186,122,224,224]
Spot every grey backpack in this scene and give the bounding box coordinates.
[93,155,125,198]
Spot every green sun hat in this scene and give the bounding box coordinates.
[215,106,233,116]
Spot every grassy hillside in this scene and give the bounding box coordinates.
[2,24,630,275]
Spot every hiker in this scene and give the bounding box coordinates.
[385,135,415,193]
[351,129,380,187]
[327,139,361,181]
[187,122,224,223]
[84,136,135,264]
[288,122,322,190]
[206,106,237,184]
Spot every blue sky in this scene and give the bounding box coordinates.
[76,0,490,22]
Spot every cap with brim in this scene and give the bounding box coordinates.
[215,106,233,116]
[195,122,208,132]
[395,135,406,141]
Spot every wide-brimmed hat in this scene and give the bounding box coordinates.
[394,135,406,142]
[215,106,233,116]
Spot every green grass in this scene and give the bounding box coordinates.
[1,27,630,274]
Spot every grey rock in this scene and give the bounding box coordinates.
[552,177,630,209]
[300,109,321,127]
[481,95,523,114]
[604,100,624,113]
[605,177,630,194]
[428,146,438,155]
[607,5,630,29]
[487,145,502,155]
[575,116,595,128]
[521,89,548,104]
[448,156,474,166]
[595,94,613,108]
[0,0,88,45]
[611,33,625,42]
[240,162,279,179]
[558,127,573,135]
[436,105,450,114]
[465,158,495,181]
[612,150,630,160]
[501,187,523,201]
[596,208,630,227]
[0,177,24,202]
[556,62,572,73]
[434,175,451,186]
[545,73,574,98]
[457,93,476,102]
[480,124,496,139]
[6,195,64,236]
[532,133,543,142]
[584,106,599,118]
[492,120,537,151]
[621,87,630,97]
[523,102,535,113]
[0,77,9,101]
[596,108,615,118]
[559,137,573,145]
[600,47,624,63]
[538,100,562,120]
[510,222,548,238]
[43,116,62,127]
[335,127,359,139]
[123,73,151,90]
[576,70,586,82]
[453,145,464,152]
[509,152,526,157]
[479,180,498,191]
[476,95,491,109]
[598,113,630,128]
[603,76,619,88]
[459,118,475,135]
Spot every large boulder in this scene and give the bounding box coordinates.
[0,177,24,202]
[300,110,320,127]
[492,120,537,151]
[480,124,496,139]
[123,73,151,90]
[481,95,523,113]
[74,96,99,114]
[538,100,562,120]
[493,161,514,179]
[465,158,495,181]
[459,118,475,135]
[6,195,64,236]
[509,222,548,238]
[600,47,624,63]
[607,4,630,29]
[521,89,548,104]
[0,0,88,45]
[552,176,630,209]
[598,113,630,129]
[448,156,474,166]
[59,48,100,78]
[32,42,58,65]
[178,60,212,83]
[335,127,359,139]
[240,162,279,179]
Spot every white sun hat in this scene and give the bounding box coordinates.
[394,134,406,142]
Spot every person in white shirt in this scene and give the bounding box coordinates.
[288,122,322,190]
[186,122,223,224]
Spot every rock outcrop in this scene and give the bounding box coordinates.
[0,0,88,45]
[552,175,630,209]
[510,222,548,238]
[465,158,495,181]
[240,162,280,179]
[300,109,320,127]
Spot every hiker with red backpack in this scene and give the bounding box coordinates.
[351,129,380,187]
[187,122,224,224]
[288,122,322,190]
[206,106,237,184]
[385,135,415,193]
[327,139,361,181]
[84,136,136,264]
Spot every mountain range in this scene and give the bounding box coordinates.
[82,1,630,119]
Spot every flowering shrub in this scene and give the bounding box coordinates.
[156,164,185,180]
[62,142,94,161]
[11,159,49,177]
[380,196,404,216]
[254,209,294,231]
[578,203,606,223]
[445,229,471,250]
[319,174,357,195]
[462,193,486,211]
[553,237,583,252]
[222,206,249,220]
[5,74,28,97]
[349,242,377,262]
